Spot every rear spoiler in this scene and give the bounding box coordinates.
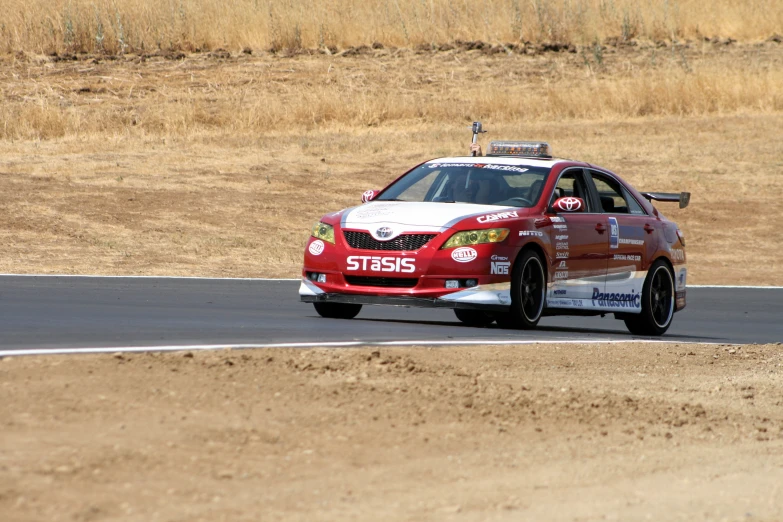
[640,191,691,209]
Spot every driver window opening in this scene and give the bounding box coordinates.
[552,171,590,211]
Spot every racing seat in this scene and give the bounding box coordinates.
[600,195,615,212]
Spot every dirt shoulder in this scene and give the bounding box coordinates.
[2,343,783,521]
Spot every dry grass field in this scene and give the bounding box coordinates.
[4,0,783,55]
[1,41,781,283]
[2,342,783,521]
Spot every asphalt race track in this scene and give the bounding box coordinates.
[0,276,780,354]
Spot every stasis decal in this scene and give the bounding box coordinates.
[347,256,415,273]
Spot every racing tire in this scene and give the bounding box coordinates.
[453,309,495,327]
[498,249,546,330]
[313,302,362,319]
[623,260,675,336]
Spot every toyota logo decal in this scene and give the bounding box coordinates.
[376,227,394,239]
[555,197,583,212]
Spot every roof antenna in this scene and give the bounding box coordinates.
[468,121,486,156]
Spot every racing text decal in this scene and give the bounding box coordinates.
[346,256,415,273]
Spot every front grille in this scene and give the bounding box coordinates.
[344,276,418,288]
[343,231,437,251]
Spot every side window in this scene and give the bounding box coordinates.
[590,172,631,214]
[553,170,592,211]
[622,187,647,215]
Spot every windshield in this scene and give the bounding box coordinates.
[377,161,551,207]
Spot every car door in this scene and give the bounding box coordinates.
[586,170,657,311]
[545,168,609,309]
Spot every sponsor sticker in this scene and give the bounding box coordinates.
[490,255,509,261]
[451,247,478,263]
[550,217,566,222]
[613,254,641,262]
[557,260,568,269]
[519,230,544,237]
[548,298,584,308]
[553,289,567,296]
[619,238,644,245]
[591,287,641,308]
[361,190,376,203]
[671,248,685,262]
[554,271,568,280]
[309,240,325,256]
[346,255,415,273]
[555,234,569,240]
[552,224,568,230]
[556,252,569,259]
[556,241,569,250]
[677,268,687,289]
[609,217,619,249]
[491,261,511,275]
[427,163,529,173]
[477,211,518,223]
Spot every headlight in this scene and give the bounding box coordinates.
[441,228,509,249]
[311,222,335,244]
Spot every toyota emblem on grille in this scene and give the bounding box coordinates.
[376,227,394,239]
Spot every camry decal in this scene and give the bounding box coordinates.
[476,210,519,223]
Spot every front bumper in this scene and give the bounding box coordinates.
[299,278,511,311]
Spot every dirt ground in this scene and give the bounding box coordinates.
[2,342,783,521]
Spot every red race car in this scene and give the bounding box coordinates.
[300,135,689,336]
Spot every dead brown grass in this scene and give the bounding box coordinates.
[2,42,782,140]
[2,343,783,521]
[3,0,783,55]
[0,45,781,284]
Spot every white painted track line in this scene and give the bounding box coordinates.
[0,338,734,358]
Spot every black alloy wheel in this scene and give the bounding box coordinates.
[497,249,546,329]
[624,260,675,336]
[453,309,496,327]
[313,302,362,319]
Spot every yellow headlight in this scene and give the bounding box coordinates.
[311,222,335,244]
[442,228,509,249]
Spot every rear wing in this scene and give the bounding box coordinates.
[640,191,691,209]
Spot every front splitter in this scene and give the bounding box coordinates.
[300,293,510,312]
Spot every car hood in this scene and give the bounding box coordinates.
[341,201,526,236]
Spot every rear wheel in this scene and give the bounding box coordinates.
[624,260,674,336]
[497,249,546,330]
[453,309,495,327]
[313,302,362,319]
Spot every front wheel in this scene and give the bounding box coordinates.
[624,260,675,336]
[313,302,362,319]
[500,249,546,330]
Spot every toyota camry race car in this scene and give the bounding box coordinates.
[300,135,689,336]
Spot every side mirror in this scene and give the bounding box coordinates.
[552,197,585,212]
[361,189,381,203]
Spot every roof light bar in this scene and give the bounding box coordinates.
[487,140,552,158]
